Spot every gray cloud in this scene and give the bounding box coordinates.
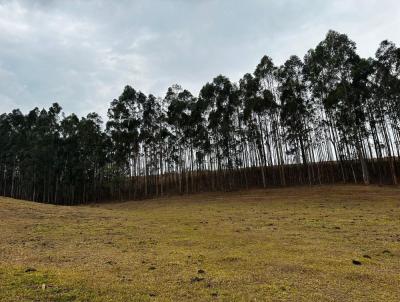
[0,0,399,118]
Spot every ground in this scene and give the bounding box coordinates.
[0,185,399,302]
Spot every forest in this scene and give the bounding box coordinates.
[1,30,399,204]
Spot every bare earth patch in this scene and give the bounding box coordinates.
[0,185,399,301]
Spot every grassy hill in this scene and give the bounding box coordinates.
[0,185,399,301]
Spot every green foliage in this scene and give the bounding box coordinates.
[1,30,400,203]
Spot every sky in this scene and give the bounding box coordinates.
[0,0,399,118]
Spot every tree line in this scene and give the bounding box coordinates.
[1,30,400,204]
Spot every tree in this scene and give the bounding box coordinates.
[304,30,370,184]
[278,55,313,183]
[106,86,145,200]
[2,30,400,204]
[199,75,239,190]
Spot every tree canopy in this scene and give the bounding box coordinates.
[1,30,400,204]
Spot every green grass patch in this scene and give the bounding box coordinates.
[0,185,399,301]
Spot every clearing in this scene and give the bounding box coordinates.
[0,185,399,301]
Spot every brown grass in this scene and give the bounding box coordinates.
[0,185,399,301]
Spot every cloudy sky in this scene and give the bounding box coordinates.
[0,0,399,118]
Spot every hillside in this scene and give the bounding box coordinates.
[0,185,399,301]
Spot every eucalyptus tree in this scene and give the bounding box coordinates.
[25,104,62,202]
[254,56,286,185]
[0,110,25,198]
[2,30,400,204]
[304,30,370,184]
[0,113,10,196]
[76,113,109,202]
[371,40,400,183]
[165,85,197,193]
[59,113,81,203]
[326,55,372,184]
[375,41,400,125]
[0,104,63,202]
[189,91,211,174]
[199,75,239,189]
[239,73,277,187]
[278,55,314,183]
[140,94,165,196]
[106,85,145,199]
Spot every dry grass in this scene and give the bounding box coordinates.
[0,185,399,301]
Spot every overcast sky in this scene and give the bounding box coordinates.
[0,0,399,118]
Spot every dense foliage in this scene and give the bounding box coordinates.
[1,31,400,204]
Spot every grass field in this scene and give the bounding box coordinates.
[0,185,399,302]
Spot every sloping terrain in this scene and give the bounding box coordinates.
[0,185,399,301]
